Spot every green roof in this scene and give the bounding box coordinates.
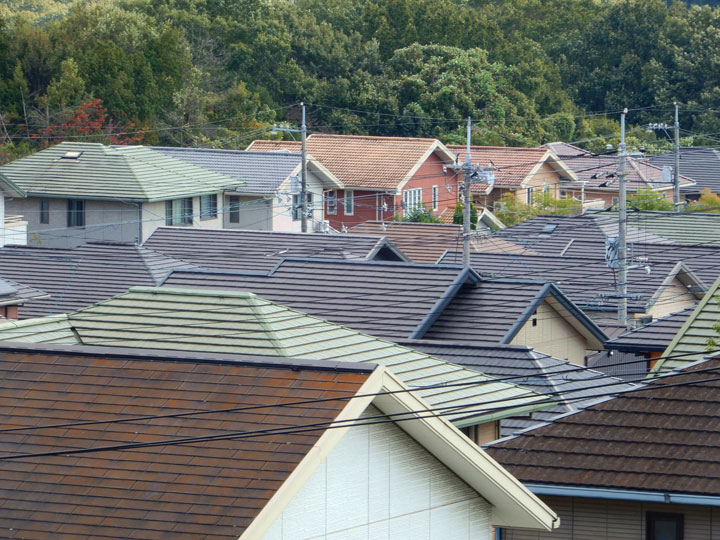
[0,287,551,426]
[591,210,720,245]
[655,275,720,374]
[0,142,244,202]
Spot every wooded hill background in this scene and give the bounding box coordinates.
[2,0,720,163]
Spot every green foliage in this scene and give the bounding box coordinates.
[397,203,443,224]
[627,188,674,211]
[494,190,581,226]
[452,199,478,230]
[685,188,720,213]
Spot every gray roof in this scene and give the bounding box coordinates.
[605,307,695,352]
[650,147,720,194]
[144,227,409,272]
[0,142,244,202]
[0,277,48,307]
[0,242,198,318]
[439,250,706,317]
[151,147,301,195]
[161,258,606,347]
[396,340,638,437]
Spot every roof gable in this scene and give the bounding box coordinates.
[248,134,454,190]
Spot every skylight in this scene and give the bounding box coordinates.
[60,151,83,160]
[542,224,557,234]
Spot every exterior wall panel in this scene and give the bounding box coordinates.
[261,405,492,540]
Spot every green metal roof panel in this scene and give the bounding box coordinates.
[656,275,720,374]
[0,314,78,344]
[5,286,551,425]
[0,142,244,202]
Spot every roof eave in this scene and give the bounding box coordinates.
[525,483,720,507]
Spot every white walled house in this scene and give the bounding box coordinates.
[0,142,244,248]
[0,176,28,246]
[153,147,343,232]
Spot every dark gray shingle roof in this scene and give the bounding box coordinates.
[650,147,720,194]
[605,307,695,352]
[144,227,408,272]
[152,147,300,195]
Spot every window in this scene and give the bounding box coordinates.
[432,186,438,211]
[67,199,85,228]
[200,194,217,219]
[165,197,193,225]
[526,186,534,204]
[402,188,422,215]
[326,190,337,215]
[40,200,50,224]
[292,193,313,221]
[647,512,683,540]
[229,196,240,224]
[559,189,568,199]
[343,190,354,215]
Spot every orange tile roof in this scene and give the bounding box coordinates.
[0,346,370,539]
[249,134,450,190]
[448,145,550,188]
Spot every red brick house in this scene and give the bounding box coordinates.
[248,134,458,230]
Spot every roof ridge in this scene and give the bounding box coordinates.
[309,133,437,143]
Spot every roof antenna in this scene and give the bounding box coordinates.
[341,225,348,233]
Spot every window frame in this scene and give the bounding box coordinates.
[165,197,193,226]
[343,190,354,216]
[228,196,240,224]
[526,186,535,204]
[40,200,50,224]
[402,188,422,216]
[326,190,337,215]
[647,512,683,540]
[292,192,314,221]
[66,199,85,228]
[432,185,438,211]
[199,194,218,220]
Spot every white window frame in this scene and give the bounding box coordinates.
[67,199,85,228]
[327,190,337,215]
[165,197,193,226]
[526,186,534,204]
[403,188,422,216]
[343,190,354,216]
[200,194,218,220]
[432,186,438,211]
[228,195,240,223]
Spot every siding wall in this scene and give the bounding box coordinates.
[140,194,224,243]
[647,277,698,320]
[326,189,383,230]
[509,300,589,365]
[503,495,720,540]
[261,405,492,540]
[399,152,458,219]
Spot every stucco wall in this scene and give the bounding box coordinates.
[509,300,589,365]
[502,495,720,540]
[8,196,141,248]
[261,405,492,540]
[647,277,698,320]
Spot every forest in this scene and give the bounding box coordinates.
[3,0,720,163]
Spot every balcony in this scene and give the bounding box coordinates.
[3,215,27,246]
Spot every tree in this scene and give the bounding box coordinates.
[685,189,720,213]
[397,203,442,223]
[494,190,581,226]
[627,188,673,211]
[452,199,478,229]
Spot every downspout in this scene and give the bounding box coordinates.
[137,202,143,244]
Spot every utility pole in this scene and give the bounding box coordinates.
[445,117,495,267]
[271,102,309,232]
[673,102,680,209]
[618,108,629,329]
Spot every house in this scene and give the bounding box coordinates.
[0,142,246,247]
[447,145,578,210]
[545,142,696,207]
[161,259,608,365]
[152,147,343,232]
[247,134,458,229]
[650,147,720,199]
[394,339,638,438]
[653,274,720,375]
[142,226,409,272]
[440,250,708,329]
[345,219,513,264]
[0,341,559,538]
[0,286,555,443]
[603,307,695,370]
[0,241,197,318]
[486,358,720,540]
[0,172,28,246]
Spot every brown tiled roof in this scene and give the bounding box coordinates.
[347,221,464,263]
[447,145,550,189]
[486,360,720,496]
[0,345,371,539]
[249,134,449,190]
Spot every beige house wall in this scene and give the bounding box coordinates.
[509,300,588,365]
[515,162,562,204]
[502,495,720,540]
[647,277,698,320]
